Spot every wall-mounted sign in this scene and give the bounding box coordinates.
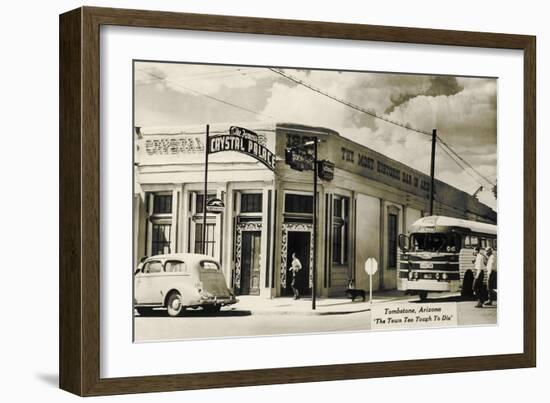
[206,198,225,214]
[208,134,276,171]
[229,126,259,142]
[284,148,314,171]
[144,136,204,155]
[318,160,335,181]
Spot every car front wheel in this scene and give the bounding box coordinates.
[166,292,184,317]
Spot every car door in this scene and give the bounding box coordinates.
[135,260,164,305]
[160,260,189,295]
[134,265,147,305]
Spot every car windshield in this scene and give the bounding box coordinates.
[410,233,461,253]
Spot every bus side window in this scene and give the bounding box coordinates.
[480,238,487,248]
[470,236,479,248]
[464,235,471,248]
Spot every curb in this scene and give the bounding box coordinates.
[232,295,418,316]
[242,307,372,316]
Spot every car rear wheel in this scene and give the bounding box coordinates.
[166,292,184,317]
[419,291,428,301]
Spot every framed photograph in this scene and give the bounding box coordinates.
[59,6,536,396]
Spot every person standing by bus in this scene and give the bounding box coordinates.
[484,247,497,306]
[473,247,488,308]
[288,252,302,300]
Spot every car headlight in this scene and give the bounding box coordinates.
[442,273,448,280]
[435,273,440,280]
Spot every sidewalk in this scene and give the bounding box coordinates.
[229,290,412,316]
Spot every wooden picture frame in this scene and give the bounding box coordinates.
[59,6,536,396]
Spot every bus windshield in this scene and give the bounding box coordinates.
[410,232,461,253]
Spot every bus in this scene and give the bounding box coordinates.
[397,215,497,301]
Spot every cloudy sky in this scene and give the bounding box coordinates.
[134,61,497,209]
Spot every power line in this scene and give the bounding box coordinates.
[137,68,276,120]
[182,69,268,82]
[269,68,432,137]
[437,141,487,186]
[436,137,496,186]
[269,67,496,187]
[436,143,486,187]
[158,68,268,83]
[449,172,498,189]
[140,66,496,190]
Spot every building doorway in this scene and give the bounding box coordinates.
[239,231,261,295]
[284,231,311,296]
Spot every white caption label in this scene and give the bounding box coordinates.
[371,302,458,330]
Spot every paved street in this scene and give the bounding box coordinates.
[134,292,497,342]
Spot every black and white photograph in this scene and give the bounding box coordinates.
[1,0,545,399]
[132,61,498,342]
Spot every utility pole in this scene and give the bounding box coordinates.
[286,137,319,310]
[429,129,437,216]
[312,138,318,311]
[202,124,210,255]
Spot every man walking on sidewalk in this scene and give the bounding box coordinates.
[288,252,302,300]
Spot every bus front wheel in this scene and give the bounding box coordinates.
[419,291,428,301]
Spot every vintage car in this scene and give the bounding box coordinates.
[134,253,237,317]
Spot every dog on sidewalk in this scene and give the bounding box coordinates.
[345,280,366,302]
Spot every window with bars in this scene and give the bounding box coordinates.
[284,193,313,214]
[152,194,172,214]
[194,223,216,257]
[332,196,349,264]
[147,192,173,257]
[240,193,262,213]
[151,223,171,256]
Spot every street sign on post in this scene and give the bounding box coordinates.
[206,198,224,214]
[364,258,378,305]
[317,160,335,181]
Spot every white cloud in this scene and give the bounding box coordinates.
[135,63,497,209]
[135,62,269,95]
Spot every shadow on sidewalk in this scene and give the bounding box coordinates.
[318,308,371,315]
[135,309,252,318]
[319,300,367,307]
[409,295,475,303]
